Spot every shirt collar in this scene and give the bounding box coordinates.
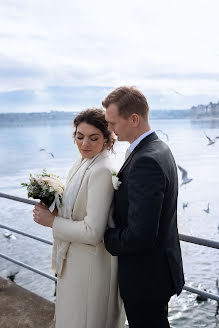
[129,129,154,153]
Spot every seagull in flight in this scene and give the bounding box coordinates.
[7,271,19,282]
[172,89,185,96]
[183,202,189,210]
[48,152,54,158]
[3,231,16,240]
[156,129,169,142]
[39,149,55,158]
[177,165,193,186]
[204,132,219,145]
[203,203,210,214]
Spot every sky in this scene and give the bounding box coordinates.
[0,0,219,113]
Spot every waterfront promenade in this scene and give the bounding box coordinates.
[0,277,55,328]
[1,192,219,327]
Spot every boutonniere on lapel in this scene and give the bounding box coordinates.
[111,170,122,190]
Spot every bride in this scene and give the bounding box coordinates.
[33,108,126,328]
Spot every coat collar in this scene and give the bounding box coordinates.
[117,132,158,177]
[66,149,109,184]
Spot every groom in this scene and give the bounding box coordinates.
[103,86,184,328]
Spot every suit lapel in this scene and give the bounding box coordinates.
[118,132,158,177]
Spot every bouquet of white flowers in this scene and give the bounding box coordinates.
[21,169,64,209]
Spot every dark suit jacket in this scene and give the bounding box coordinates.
[104,132,184,303]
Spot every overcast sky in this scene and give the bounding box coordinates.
[0,0,219,112]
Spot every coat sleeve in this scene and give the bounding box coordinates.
[52,167,114,246]
[104,157,166,255]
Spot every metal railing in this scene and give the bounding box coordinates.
[179,233,219,250]
[0,223,53,245]
[0,192,219,303]
[0,253,56,281]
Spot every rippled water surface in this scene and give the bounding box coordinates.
[0,118,219,327]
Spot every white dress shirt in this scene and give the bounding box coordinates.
[124,129,154,160]
[129,129,154,153]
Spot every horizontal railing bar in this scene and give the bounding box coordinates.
[0,224,53,245]
[183,285,219,302]
[0,192,37,205]
[179,234,219,249]
[1,223,218,251]
[0,253,57,281]
[1,252,219,302]
[1,192,219,250]
[1,193,218,325]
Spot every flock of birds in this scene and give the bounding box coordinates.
[156,129,219,216]
[28,130,219,220]
[157,128,219,313]
[1,129,218,311]
[38,131,217,219]
[177,166,210,213]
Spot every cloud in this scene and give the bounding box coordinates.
[0,55,44,79]
[0,0,219,112]
[0,86,114,112]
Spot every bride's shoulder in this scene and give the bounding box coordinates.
[90,153,113,174]
[88,161,113,187]
[91,158,112,172]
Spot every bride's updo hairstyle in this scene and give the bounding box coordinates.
[73,108,115,151]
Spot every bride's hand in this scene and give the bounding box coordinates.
[52,207,58,216]
[33,203,56,228]
[39,201,58,216]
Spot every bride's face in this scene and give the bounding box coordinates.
[75,122,107,159]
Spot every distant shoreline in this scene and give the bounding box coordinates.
[1,118,219,128]
[0,110,219,126]
[190,117,219,122]
[0,109,190,123]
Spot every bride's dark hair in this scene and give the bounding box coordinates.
[73,108,115,151]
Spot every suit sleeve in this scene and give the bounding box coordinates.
[104,157,166,255]
[52,167,114,246]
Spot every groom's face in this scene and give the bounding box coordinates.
[105,103,132,142]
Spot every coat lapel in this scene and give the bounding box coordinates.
[66,149,110,184]
[66,158,87,185]
[117,132,158,177]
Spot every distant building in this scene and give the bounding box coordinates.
[190,101,219,118]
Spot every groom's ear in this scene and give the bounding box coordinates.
[129,113,140,127]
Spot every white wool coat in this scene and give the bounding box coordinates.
[52,151,126,328]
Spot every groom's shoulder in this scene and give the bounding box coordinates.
[137,138,170,158]
[132,139,175,172]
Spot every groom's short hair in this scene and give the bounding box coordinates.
[102,86,149,119]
